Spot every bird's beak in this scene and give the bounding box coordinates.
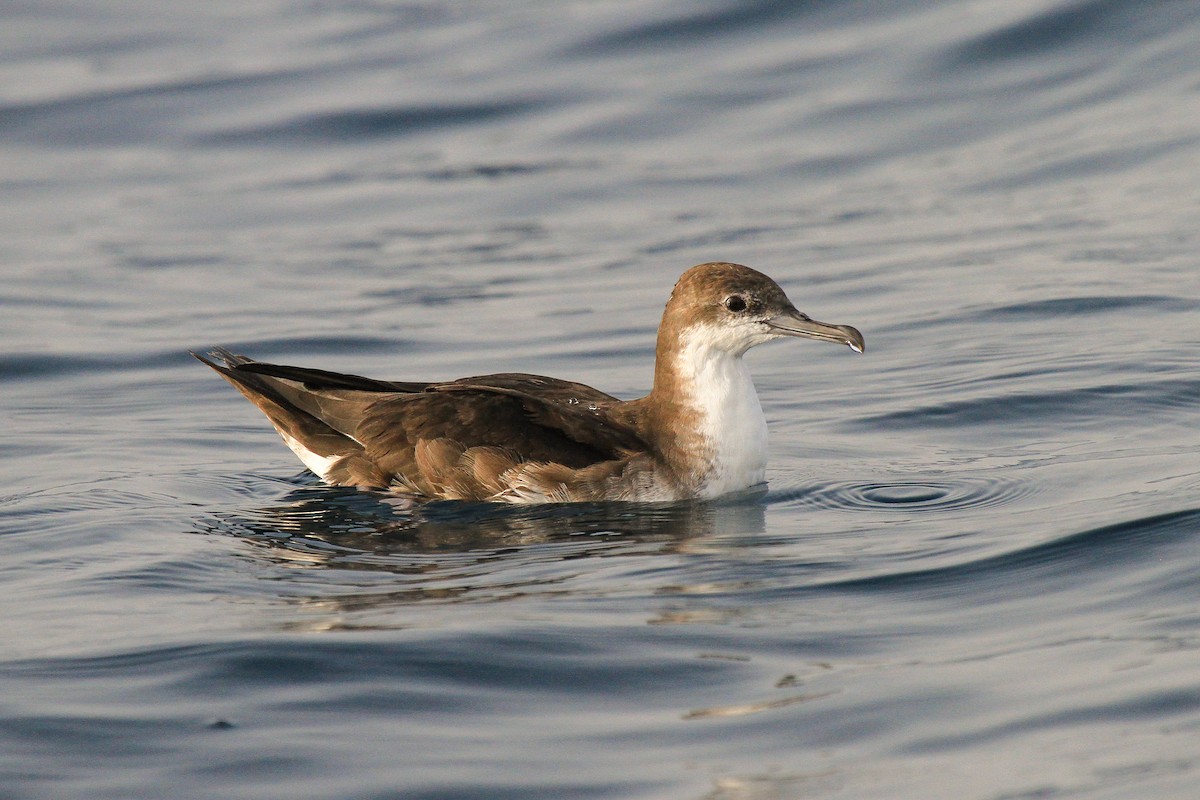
[765,309,865,353]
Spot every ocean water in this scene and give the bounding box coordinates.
[2,1,1198,798]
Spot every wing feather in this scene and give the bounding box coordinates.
[196,349,650,500]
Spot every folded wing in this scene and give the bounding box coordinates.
[193,348,648,500]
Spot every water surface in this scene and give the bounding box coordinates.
[2,2,1198,798]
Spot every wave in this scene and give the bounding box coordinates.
[818,506,1200,598]
[858,377,1200,430]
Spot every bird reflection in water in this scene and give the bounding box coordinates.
[199,482,768,619]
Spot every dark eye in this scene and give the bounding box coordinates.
[723,295,747,313]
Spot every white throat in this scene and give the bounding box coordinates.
[674,324,769,497]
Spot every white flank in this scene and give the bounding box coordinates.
[278,430,340,480]
[676,323,770,497]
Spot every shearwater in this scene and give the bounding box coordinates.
[195,262,864,503]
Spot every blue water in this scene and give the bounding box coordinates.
[2,1,1199,797]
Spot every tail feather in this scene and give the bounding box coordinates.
[193,349,395,439]
[192,349,370,482]
[235,360,419,393]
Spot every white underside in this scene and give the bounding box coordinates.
[676,324,770,498]
[279,430,340,480]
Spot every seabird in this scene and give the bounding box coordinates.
[195,262,864,503]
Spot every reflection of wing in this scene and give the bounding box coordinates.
[193,349,648,500]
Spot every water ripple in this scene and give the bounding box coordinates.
[822,507,1200,597]
[859,378,1200,430]
[979,294,1199,318]
[204,98,551,145]
[781,476,1036,514]
[565,2,808,56]
[0,350,186,382]
[942,0,1189,67]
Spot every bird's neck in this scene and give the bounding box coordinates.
[635,324,769,497]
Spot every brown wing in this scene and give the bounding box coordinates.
[438,373,619,407]
[196,349,648,499]
[230,354,620,408]
[354,387,649,500]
